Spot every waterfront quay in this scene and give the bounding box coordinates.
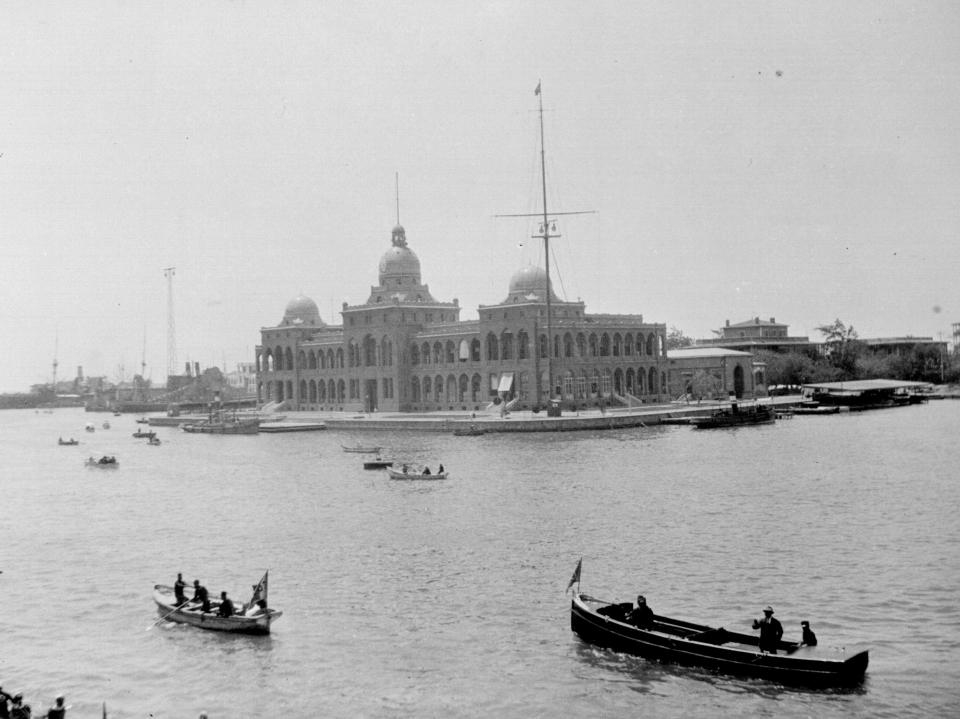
[273,396,803,433]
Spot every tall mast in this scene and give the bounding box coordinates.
[536,81,554,403]
[395,172,401,225]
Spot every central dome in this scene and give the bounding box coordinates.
[378,223,422,285]
[282,294,323,326]
[506,265,559,303]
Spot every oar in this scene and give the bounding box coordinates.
[146,594,193,630]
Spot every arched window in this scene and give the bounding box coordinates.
[364,336,377,367]
[589,334,598,357]
[538,334,548,359]
[486,332,499,361]
[434,375,444,402]
[517,330,529,360]
[285,347,294,370]
[636,334,645,356]
[446,375,457,403]
[299,379,307,402]
[470,338,481,361]
[411,343,420,365]
[459,339,470,362]
[563,332,574,358]
[274,346,284,370]
[318,380,327,402]
[423,376,432,401]
[458,374,468,402]
[624,334,634,356]
[613,333,622,357]
[309,380,317,402]
[421,342,431,364]
[298,350,307,369]
[646,334,655,356]
[433,342,443,365]
[501,331,514,360]
[648,367,657,395]
[381,337,393,366]
[471,373,482,402]
[576,333,586,358]
[600,333,611,357]
[337,379,346,402]
[308,351,317,369]
[336,348,344,368]
[445,340,456,364]
[411,377,421,402]
[553,335,560,358]
[626,368,635,395]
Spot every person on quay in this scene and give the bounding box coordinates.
[174,573,188,605]
[0,686,12,719]
[44,695,66,719]
[628,594,655,629]
[217,591,235,618]
[800,620,817,647]
[752,605,784,654]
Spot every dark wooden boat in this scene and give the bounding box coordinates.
[792,405,840,415]
[58,437,79,446]
[86,456,118,468]
[132,429,157,439]
[570,593,868,687]
[363,459,393,469]
[691,402,775,429]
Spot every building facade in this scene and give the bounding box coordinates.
[695,316,817,354]
[256,224,668,412]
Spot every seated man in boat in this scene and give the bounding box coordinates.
[752,606,784,653]
[174,573,188,605]
[628,595,655,629]
[245,598,268,616]
[422,466,431,475]
[438,464,445,474]
[217,591,235,618]
[800,620,817,647]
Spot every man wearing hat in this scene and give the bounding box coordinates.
[628,594,655,630]
[752,606,784,654]
[45,694,66,719]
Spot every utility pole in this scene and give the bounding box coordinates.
[164,267,176,384]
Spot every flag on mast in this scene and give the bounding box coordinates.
[566,558,582,593]
[534,81,541,96]
[250,570,269,607]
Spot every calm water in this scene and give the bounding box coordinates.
[2,403,959,718]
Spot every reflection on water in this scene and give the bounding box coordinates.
[2,404,959,717]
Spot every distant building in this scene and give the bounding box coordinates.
[256,223,669,412]
[666,348,764,400]
[860,336,948,357]
[696,317,818,355]
[226,362,257,394]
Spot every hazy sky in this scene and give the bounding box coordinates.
[2,1,958,392]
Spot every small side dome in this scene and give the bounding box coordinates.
[282,294,323,326]
[505,265,559,303]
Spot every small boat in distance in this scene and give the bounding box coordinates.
[85,423,96,432]
[182,409,260,435]
[386,466,447,480]
[363,459,393,469]
[569,566,868,687]
[132,429,157,439]
[690,401,775,429]
[453,424,486,436]
[86,456,118,468]
[152,571,281,635]
[102,420,111,429]
[58,437,79,446]
[148,436,162,445]
[342,443,382,453]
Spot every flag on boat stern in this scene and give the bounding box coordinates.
[535,81,541,96]
[250,570,269,606]
[566,558,582,593]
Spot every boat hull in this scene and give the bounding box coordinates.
[386,467,447,480]
[152,585,280,635]
[182,420,260,434]
[691,407,776,429]
[570,594,867,687]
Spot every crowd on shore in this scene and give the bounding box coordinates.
[0,687,66,718]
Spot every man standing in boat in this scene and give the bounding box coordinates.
[628,595,655,629]
[752,606,784,653]
[174,573,188,605]
[191,579,211,612]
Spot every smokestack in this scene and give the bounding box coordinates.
[194,361,200,377]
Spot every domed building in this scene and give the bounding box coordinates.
[256,222,674,412]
